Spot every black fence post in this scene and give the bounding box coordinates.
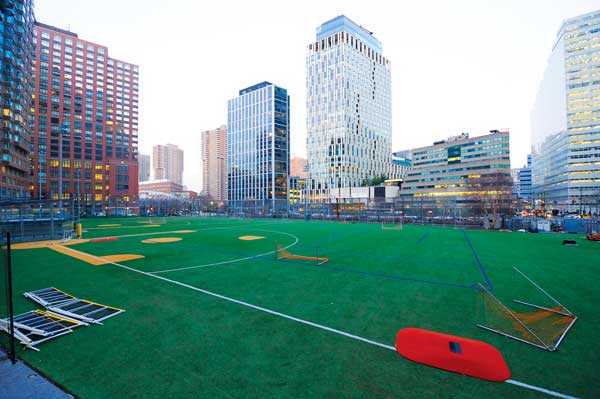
[2,232,16,364]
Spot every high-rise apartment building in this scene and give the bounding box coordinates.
[401,130,512,212]
[0,0,34,201]
[31,22,139,214]
[152,143,183,184]
[227,82,290,213]
[138,153,150,182]
[306,15,392,197]
[531,10,600,212]
[519,154,532,201]
[201,125,227,201]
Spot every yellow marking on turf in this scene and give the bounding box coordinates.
[103,254,145,263]
[239,235,265,241]
[141,237,182,243]
[48,245,144,266]
[9,239,90,250]
[98,224,121,227]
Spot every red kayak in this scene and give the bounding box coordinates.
[395,328,510,382]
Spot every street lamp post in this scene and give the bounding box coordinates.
[59,123,69,218]
[76,169,81,224]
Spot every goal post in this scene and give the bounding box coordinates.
[381,215,403,230]
[476,268,577,351]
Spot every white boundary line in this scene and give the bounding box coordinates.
[150,229,300,274]
[505,379,578,399]
[61,243,580,399]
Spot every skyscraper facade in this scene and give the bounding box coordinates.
[0,0,34,201]
[531,10,600,213]
[138,153,150,182]
[152,143,183,184]
[31,22,139,214]
[227,82,290,213]
[401,130,512,212]
[306,15,392,197]
[201,125,227,201]
[518,154,532,201]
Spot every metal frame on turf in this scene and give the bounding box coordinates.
[476,267,577,351]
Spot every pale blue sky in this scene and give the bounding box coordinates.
[35,0,599,192]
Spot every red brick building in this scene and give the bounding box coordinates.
[31,22,139,214]
[139,180,183,194]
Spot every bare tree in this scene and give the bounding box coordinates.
[468,173,514,228]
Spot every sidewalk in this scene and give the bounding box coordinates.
[0,350,73,399]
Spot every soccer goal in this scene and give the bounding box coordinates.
[276,243,328,265]
[476,267,576,351]
[381,216,403,230]
[61,229,74,243]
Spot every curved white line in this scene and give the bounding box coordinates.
[150,228,299,274]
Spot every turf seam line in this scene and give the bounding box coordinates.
[77,251,578,399]
[462,230,493,291]
[416,232,430,244]
[272,257,475,290]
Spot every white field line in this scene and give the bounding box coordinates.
[150,229,300,274]
[89,220,294,240]
[505,379,578,399]
[60,243,579,399]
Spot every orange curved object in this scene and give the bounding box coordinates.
[276,243,328,263]
[395,328,511,382]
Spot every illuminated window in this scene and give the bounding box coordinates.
[50,159,59,167]
[95,174,103,181]
[95,194,102,201]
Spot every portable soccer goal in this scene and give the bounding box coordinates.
[476,267,576,351]
[276,243,328,265]
[380,216,403,230]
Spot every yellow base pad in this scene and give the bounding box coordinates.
[239,236,265,241]
[141,237,182,243]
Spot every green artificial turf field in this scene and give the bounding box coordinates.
[6,217,600,398]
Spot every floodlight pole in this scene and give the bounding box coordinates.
[76,169,81,224]
[59,122,69,219]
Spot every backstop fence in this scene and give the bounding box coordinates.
[0,199,77,243]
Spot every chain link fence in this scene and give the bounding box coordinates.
[0,200,77,242]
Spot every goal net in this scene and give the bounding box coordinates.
[381,216,403,230]
[476,268,576,351]
[276,243,328,265]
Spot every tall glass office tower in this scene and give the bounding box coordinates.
[306,15,392,198]
[531,10,600,213]
[227,82,290,214]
